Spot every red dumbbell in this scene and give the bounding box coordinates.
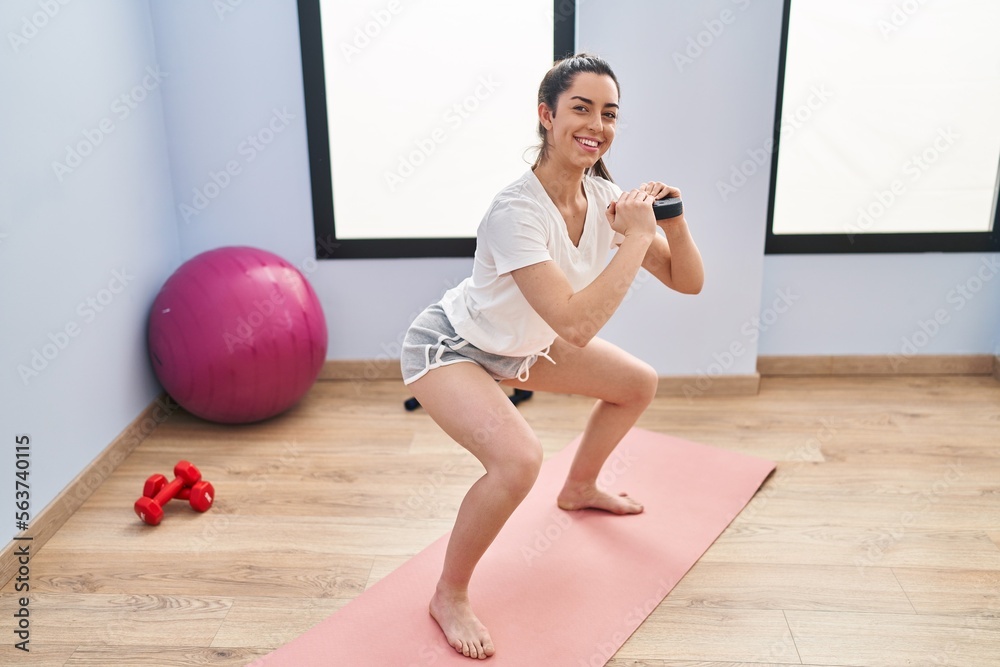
[142,473,215,514]
[178,482,215,512]
[134,461,204,525]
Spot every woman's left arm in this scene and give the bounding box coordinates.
[636,182,704,295]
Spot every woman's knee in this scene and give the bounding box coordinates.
[495,438,543,496]
[616,360,658,408]
[638,361,659,405]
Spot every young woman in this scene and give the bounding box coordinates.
[400,53,704,659]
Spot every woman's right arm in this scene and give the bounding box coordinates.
[510,189,656,348]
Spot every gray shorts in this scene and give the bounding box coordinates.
[400,302,553,385]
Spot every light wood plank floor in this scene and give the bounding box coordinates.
[2,375,999,666]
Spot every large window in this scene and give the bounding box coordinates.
[298,0,575,259]
[766,0,1000,253]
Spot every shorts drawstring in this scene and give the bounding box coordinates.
[432,333,469,366]
[516,344,556,382]
[404,302,559,385]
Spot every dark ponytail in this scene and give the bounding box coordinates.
[531,53,620,182]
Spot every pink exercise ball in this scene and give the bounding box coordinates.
[148,246,327,424]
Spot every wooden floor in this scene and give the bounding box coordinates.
[2,374,999,666]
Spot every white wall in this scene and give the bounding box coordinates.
[148,0,314,264]
[1,0,179,517]
[760,254,1000,356]
[579,0,784,377]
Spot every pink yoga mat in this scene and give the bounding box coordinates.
[250,428,775,666]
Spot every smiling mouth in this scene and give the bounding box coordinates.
[575,136,601,151]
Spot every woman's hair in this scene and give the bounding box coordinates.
[531,52,620,182]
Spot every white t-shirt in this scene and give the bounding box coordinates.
[440,168,623,357]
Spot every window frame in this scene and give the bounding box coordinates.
[297,0,577,259]
[764,0,1000,255]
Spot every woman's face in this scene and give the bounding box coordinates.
[540,72,619,172]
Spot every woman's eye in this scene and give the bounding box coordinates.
[604,113,617,120]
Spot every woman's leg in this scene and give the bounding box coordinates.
[502,336,658,513]
[408,361,543,659]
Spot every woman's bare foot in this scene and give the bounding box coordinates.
[429,585,496,660]
[557,482,644,514]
